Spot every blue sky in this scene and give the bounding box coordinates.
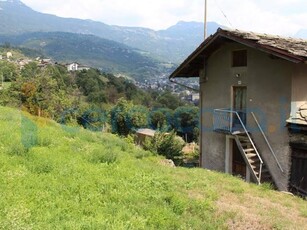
[21,0,307,36]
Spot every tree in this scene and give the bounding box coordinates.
[173,106,200,142]
[156,90,186,110]
[149,108,173,131]
[0,61,19,81]
[78,106,109,131]
[111,98,149,136]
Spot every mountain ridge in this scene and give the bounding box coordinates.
[0,31,174,81]
[0,0,220,63]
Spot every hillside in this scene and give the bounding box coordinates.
[0,106,306,229]
[0,32,172,81]
[0,0,220,63]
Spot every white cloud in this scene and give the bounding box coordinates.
[21,0,307,36]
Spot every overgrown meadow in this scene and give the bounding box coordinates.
[0,106,306,229]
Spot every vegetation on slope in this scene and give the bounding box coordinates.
[0,106,306,229]
[0,60,199,142]
[0,32,174,81]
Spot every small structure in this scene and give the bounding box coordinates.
[170,28,307,195]
[135,128,156,146]
[6,52,12,59]
[66,62,79,71]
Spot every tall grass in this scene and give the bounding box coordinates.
[0,106,306,229]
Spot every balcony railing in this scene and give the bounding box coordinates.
[213,108,246,134]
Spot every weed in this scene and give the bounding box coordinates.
[89,149,118,164]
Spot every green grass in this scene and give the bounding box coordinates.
[0,106,306,229]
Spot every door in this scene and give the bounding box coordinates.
[232,86,247,130]
[232,140,246,179]
[290,147,307,196]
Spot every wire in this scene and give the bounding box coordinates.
[214,0,234,28]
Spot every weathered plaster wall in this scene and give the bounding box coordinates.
[290,64,307,124]
[200,42,293,191]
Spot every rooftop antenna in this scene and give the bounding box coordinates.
[204,0,207,39]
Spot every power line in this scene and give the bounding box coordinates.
[214,0,234,28]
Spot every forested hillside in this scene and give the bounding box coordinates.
[0,32,174,81]
[0,50,199,144]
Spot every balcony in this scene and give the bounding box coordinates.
[213,108,247,134]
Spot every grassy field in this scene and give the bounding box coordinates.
[0,106,306,229]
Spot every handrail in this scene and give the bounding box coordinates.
[251,112,284,173]
[214,109,264,165]
[214,108,263,183]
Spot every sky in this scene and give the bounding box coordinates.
[21,0,307,36]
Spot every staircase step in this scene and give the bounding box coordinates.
[248,159,260,164]
[238,136,249,140]
[244,148,255,153]
[246,153,257,158]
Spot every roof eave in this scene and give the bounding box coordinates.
[169,30,222,79]
[170,28,306,79]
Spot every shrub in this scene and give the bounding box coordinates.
[144,131,184,163]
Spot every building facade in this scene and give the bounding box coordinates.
[170,28,307,195]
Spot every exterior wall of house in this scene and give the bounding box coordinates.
[200,42,293,191]
[290,64,307,124]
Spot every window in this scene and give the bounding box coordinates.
[232,50,247,67]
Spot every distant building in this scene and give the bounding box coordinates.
[66,62,79,71]
[6,52,12,59]
[78,65,90,71]
[17,59,31,69]
[191,93,199,102]
[66,62,90,71]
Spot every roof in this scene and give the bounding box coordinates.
[170,28,307,78]
[136,128,156,137]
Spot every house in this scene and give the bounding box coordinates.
[65,62,90,72]
[66,62,79,71]
[170,28,307,195]
[6,52,12,59]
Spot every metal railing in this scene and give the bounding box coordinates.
[214,108,264,184]
[251,112,284,173]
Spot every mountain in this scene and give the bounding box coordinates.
[295,29,307,39]
[0,32,173,81]
[0,0,220,63]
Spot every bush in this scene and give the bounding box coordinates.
[144,131,184,163]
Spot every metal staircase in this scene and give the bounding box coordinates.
[233,133,274,185]
[214,109,277,186]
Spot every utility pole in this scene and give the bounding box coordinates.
[204,0,207,39]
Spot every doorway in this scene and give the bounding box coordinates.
[232,140,247,179]
[290,146,307,196]
[232,86,247,130]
